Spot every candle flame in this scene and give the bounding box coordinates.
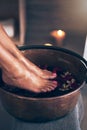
[57,30,65,37]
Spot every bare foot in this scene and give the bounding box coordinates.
[2,70,57,93]
[0,44,57,93]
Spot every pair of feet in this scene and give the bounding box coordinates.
[0,24,57,93]
[2,61,57,93]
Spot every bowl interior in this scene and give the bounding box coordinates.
[23,48,86,82]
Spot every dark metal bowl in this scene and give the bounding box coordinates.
[0,45,87,122]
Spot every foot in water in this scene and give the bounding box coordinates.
[2,69,57,93]
[0,42,57,93]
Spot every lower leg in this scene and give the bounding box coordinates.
[0,24,57,79]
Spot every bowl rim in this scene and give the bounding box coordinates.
[18,44,87,67]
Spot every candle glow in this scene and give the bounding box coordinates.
[50,29,66,45]
[57,30,66,39]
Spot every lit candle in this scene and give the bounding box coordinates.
[50,30,66,46]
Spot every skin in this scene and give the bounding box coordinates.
[0,25,57,79]
[0,25,57,93]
